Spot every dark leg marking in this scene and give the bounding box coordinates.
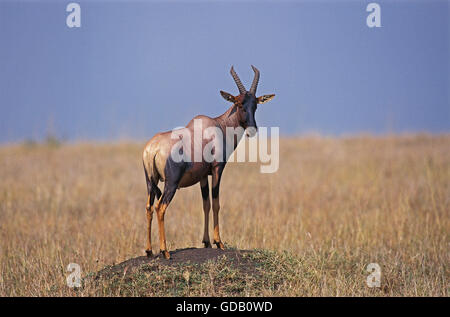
[200,177,211,248]
[211,183,220,199]
[201,182,209,200]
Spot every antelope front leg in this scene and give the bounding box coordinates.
[200,177,212,248]
[212,165,225,250]
[212,197,224,249]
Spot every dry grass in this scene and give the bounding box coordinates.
[0,135,448,296]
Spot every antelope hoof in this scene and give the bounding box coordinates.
[145,249,154,258]
[214,241,225,250]
[160,250,171,260]
[203,241,212,248]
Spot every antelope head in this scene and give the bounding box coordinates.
[220,65,275,137]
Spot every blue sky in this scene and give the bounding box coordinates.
[0,0,448,142]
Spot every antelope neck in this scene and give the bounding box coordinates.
[215,104,242,132]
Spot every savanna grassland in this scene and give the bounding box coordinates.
[0,135,448,296]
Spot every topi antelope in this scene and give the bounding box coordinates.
[142,65,275,259]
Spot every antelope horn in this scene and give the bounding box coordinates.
[249,65,260,95]
[230,66,246,95]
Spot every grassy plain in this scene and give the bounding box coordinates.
[0,135,448,296]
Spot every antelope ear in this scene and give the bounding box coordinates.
[220,91,236,103]
[257,94,275,104]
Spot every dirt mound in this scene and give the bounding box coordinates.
[94,248,256,280]
[87,248,296,296]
